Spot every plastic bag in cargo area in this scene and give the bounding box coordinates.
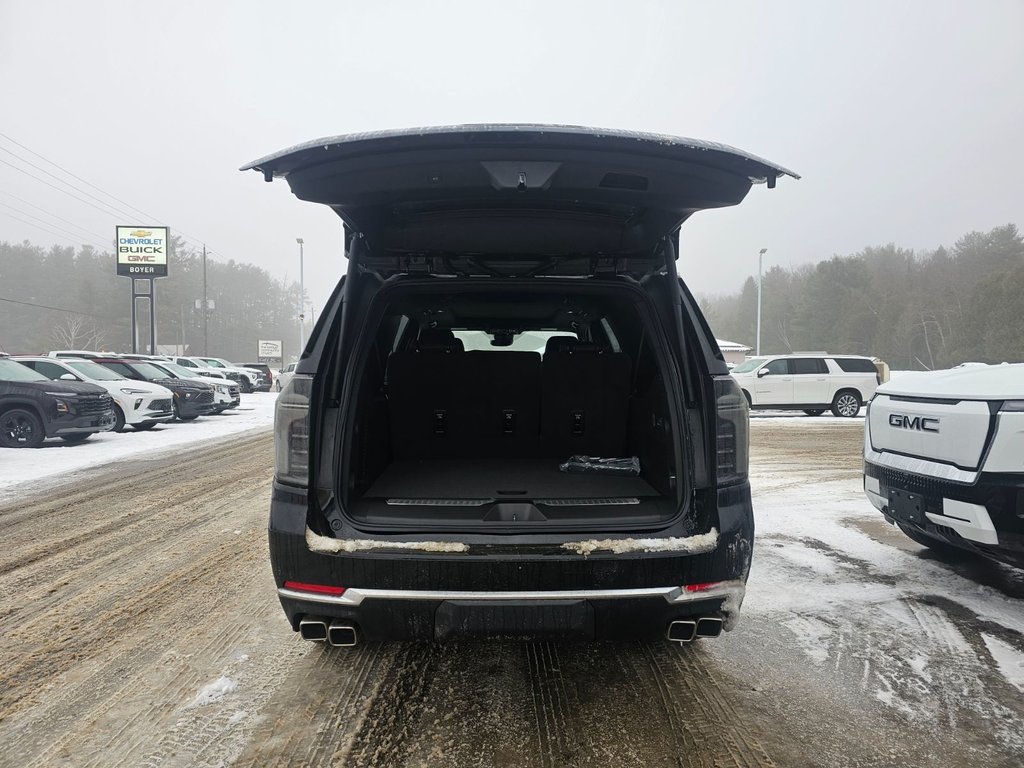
[559,455,641,476]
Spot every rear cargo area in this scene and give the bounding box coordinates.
[367,458,659,501]
[340,284,682,530]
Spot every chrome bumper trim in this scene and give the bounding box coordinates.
[865,450,978,485]
[278,580,746,608]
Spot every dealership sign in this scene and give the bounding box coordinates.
[116,226,169,277]
[258,339,283,360]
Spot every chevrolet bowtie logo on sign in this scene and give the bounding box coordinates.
[116,225,169,277]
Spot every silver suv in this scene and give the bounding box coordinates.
[729,354,880,417]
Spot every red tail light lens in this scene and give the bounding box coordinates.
[684,582,721,593]
[283,580,346,596]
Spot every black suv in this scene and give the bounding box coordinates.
[90,358,217,420]
[240,363,273,391]
[245,125,796,646]
[0,356,115,447]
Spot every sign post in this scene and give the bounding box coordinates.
[117,226,169,353]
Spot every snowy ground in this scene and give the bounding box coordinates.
[717,418,1024,762]
[0,391,276,503]
[0,410,1021,767]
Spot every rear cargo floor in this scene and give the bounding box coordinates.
[365,458,658,500]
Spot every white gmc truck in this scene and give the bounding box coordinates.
[864,364,1024,567]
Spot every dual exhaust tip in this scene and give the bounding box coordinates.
[667,616,723,643]
[299,617,358,647]
[300,615,721,646]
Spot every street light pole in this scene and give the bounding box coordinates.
[296,238,305,355]
[756,248,767,356]
[202,244,209,356]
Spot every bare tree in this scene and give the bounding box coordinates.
[50,315,108,350]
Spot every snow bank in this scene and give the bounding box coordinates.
[561,528,719,556]
[0,393,277,503]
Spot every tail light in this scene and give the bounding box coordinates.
[715,377,749,486]
[275,374,312,487]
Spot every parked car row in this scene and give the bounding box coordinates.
[0,351,247,448]
[47,351,271,392]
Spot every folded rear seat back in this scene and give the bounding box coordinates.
[386,331,542,460]
[462,351,542,458]
[541,337,631,457]
[387,329,467,459]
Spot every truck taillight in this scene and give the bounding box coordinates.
[715,377,749,486]
[275,374,312,487]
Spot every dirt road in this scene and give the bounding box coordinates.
[0,419,1021,767]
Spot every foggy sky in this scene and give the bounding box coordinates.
[1,0,1022,313]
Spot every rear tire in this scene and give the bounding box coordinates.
[803,409,825,417]
[830,390,861,418]
[0,408,45,448]
[60,433,92,443]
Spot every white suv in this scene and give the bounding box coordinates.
[168,356,262,393]
[15,356,175,431]
[729,354,880,417]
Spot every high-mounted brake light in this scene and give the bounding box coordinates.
[283,580,346,596]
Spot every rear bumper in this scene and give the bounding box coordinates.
[864,459,1024,567]
[268,482,754,641]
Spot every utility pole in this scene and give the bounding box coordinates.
[756,248,767,356]
[296,237,305,354]
[202,244,209,356]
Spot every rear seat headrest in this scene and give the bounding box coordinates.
[544,336,604,355]
[415,328,464,352]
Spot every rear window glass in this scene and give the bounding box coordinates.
[453,330,575,354]
[790,358,828,375]
[833,357,877,373]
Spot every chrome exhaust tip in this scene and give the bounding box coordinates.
[696,617,724,638]
[328,622,358,647]
[298,617,328,642]
[667,620,697,643]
